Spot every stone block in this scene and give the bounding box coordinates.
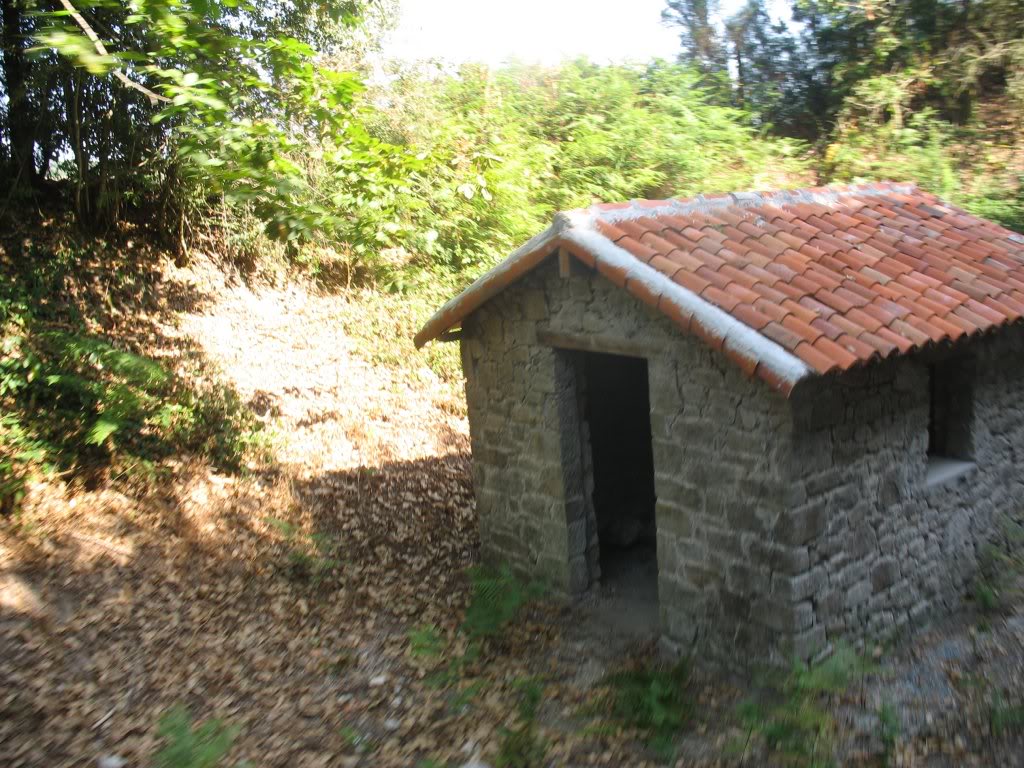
[847,579,872,609]
[790,625,827,661]
[772,565,827,602]
[752,598,814,634]
[871,557,900,593]
[776,501,828,545]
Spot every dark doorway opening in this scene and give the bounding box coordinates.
[579,351,658,609]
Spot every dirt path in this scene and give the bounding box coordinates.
[3,260,1024,767]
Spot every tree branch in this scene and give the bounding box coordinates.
[57,0,171,104]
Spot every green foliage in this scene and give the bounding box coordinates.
[972,518,1024,618]
[663,0,1023,230]
[0,458,27,516]
[0,241,261,493]
[877,701,900,763]
[791,644,876,695]
[974,580,1001,615]
[962,178,1024,233]
[407,624,446,660]
[370,59,805,280]
[495,678,547,768]
[990,692,1024,736]
[596,659,693,759]
[461,564,543,641]
[738,645,876,767]
[339,724,377,754]
[154,706,241,768]
[22,0,391,240]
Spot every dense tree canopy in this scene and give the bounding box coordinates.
[0,0,1021,270]
[664,0,1023,226]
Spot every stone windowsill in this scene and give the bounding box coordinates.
[925,457,977,489]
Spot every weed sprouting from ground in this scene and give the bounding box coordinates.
[154,706,243,768]
[339,724,378,755]
[972,518,1024,622]
[403,566,547,754]
[462,565,545,641]
[496,678,548,768]
[408,624,447,660]
[591,658,693,760]
[989,692,1024,736]
[877,700,900,764]
[737,645,877,767]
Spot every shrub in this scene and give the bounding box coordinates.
[0,237,262,495]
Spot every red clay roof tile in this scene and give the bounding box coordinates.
[813,336,859,368]
[617,237,659,263]
[794,341,838,373]
[417,183,1024,391]
[762,321,805,351]
[732,303,773,330]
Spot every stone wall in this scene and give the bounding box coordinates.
[784,330,1024,654]
[458,254,1024,663]
[461,258,799,660]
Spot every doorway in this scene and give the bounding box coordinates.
[577,351,658,608]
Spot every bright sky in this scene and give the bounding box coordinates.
[383,0,691,65]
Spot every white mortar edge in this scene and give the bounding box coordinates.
[561,213,812,387]
[590,183,918,226]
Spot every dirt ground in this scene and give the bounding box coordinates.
[3,256,1024,767]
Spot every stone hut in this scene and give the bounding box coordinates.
[415,183,1024,662]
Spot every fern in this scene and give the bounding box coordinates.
[461,565,542,640]
[154,707,242,768]
[597,659,692,759]
[408,624,446,659]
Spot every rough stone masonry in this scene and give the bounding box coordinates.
[458,258,1024,664]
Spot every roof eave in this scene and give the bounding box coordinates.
[413,219,567,349]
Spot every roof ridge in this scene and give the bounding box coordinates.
[579,181,918,225]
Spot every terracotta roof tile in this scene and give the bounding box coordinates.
[794,341,838,373]
[674,270,712,295]
[811,316,844,340]
[617,237,659,263]
[732,302,773,330]
[595,221,628,242]
[813,336,859,368]
[762,321,805,351]
[782,314,824,344]
[616,220,659,241]
[724,282,762,306]
[697,264,732,290]
[639,232,681,255]
[837,333,880,360]
[417,182,1024,392]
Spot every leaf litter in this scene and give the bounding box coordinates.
[2,254,1024,767]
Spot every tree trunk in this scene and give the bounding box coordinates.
[1,0,37,186]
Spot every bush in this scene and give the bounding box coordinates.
[0,233,262,495]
